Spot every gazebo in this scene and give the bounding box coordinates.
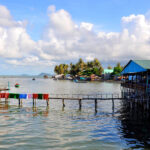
[121,60,150,96]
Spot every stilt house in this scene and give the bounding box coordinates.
[121,60,150,97]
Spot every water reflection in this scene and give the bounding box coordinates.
[119,101,150,149]
[32,106,49,117]
[0,101,9,113]
[2,78,147,149]
[0,101,49,117]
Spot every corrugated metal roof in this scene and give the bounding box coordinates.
[103,69,113,74]
[121,60,150,74]
[134,60,150,69]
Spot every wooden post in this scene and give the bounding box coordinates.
[79,99,82,110]
[21,99,23,106]
[112,94,114,112]
[5,98,8,104]
[146,72,149,94]
[18,98,21,106]
[130,100,132,109]
[33,98,35,106]
[146,99,149,110]
[46,99,49,106]
[95,99,97,113]
[62,99,65,107]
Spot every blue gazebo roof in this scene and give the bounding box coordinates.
[121,60,150,75]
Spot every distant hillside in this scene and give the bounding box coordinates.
[37,73,52,77]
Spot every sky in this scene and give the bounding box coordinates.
[0,0,150,75]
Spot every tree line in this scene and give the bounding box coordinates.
[54,58,123,76]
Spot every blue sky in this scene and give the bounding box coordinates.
[0,0,150,75]
[1,0,149,40]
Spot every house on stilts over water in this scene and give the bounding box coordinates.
[121,60,150,99]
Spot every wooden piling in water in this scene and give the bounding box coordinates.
[112,95,114,112]
[21,99,23,106]
[95,99,97,112]
[18,98,21,106]
[5,98,8,104]
[130,100,132,109]
[33,98,35,106]
[79,99,82,110]
[46,99,49,106]
[62,99,65,107]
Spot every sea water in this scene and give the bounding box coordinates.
[0,77,149,150]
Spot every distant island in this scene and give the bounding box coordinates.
[0,73,53,78]
[54,58,123,81]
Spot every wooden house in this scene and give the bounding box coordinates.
[121,60,150,97]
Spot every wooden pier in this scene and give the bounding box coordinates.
[48,93,123,112]
[1,92,150,113]
[0,88,9,92]
[1,93,124,112]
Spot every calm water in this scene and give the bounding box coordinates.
[0,77,149,150]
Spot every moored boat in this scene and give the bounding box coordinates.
[15,83,20,88]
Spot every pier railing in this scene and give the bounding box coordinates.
[48,93,123,112]
[0,92,123,112]
[49,93,122,100]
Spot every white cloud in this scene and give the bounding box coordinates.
[80,22,93,31]
[1,4,150,73]
[39,7,150,65]
[0,5,36,60]
[48,5,56,13]
[6,56,55,66]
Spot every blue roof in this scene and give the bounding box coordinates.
[121,60,150,74]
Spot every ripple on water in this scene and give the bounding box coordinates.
[0,78,149,149]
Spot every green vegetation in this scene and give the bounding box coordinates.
[54,64,69,74]
[112,63,123,75]
[54,58,103,76]
[54,59,123,77]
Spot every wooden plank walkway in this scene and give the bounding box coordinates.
[2,93,124,113]
[0,88,9,92]
[48,93,124,112]
[49,93,123,100]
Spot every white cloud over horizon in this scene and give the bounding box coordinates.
[0,4,150,73]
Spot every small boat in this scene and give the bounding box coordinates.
[77,81,87,83]
[32,78,35,80]
[73,79,78,83]
[15,83,20,88]
[53,78,58,80]
[73,79,87,83]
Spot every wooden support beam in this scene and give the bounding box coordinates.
[5,98,8,104]
[79,99,82,110]
[18,98,21,106]
[62,99,65,107]
[46,99,49,106]
[33,98,35,106]
[95,99,97,113]
[130,100,132,109]
[146,99,149,110]
[21,99,23,105]
[112,94,114,112]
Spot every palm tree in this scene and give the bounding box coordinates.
[93,58,100,68]
[54,65,59,74]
